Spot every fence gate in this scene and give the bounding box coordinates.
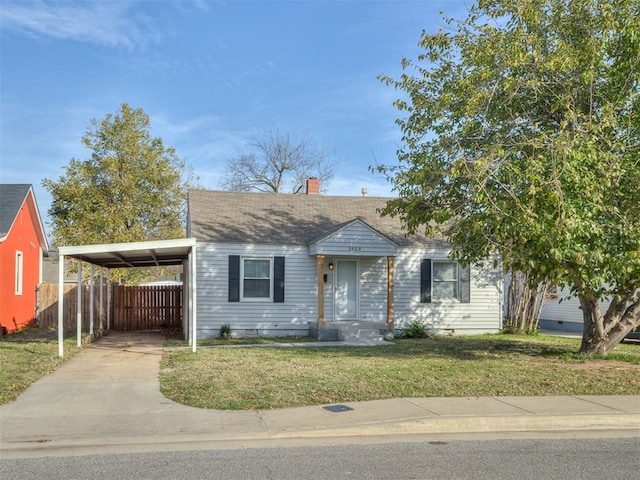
[112,285,183,331]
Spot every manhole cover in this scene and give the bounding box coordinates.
[323,404,354,412]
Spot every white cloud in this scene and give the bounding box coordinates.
[0,0,161,48]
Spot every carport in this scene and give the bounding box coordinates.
[56,238,197,357]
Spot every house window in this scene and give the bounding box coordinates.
[228,255,285,303]
[432,261,458,300]
[242,258,272,300]
[420,259,470,303]
[15,251,23,296]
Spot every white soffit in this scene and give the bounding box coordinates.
[58,238,197,269]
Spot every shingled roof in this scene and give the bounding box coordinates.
[0,184,32,238]
[187,189,448,248]
[0,183,49,252]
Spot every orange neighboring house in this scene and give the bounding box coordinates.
[0,184,49,334]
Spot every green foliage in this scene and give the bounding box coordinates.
[220,322,231,339]
[377,0,640,354]
[43,104,197,283]
[401,320,429,338]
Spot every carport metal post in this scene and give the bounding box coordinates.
[77,262,82,347]
[107,270,111,330]
[99,267,104,331]
[57,253,65,357]
[190,245,197,353]
[89,264,94,337]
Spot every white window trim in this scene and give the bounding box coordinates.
[240,256,273,302]
[15,250,24,296]
[432,260,459,302]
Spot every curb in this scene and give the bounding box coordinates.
[267,413,640,439]
[2,413,638,459]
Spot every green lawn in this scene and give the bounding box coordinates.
[0,328,83,405]
[160,334,640,410]
[3,330,639,410]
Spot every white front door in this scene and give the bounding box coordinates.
[334,259,359,320]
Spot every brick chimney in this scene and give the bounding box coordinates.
[306,177,320,195]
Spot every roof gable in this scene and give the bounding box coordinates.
[0,184,49,252]
[187,189,448,248]
[0,184,31,238]
[309,218,398,256]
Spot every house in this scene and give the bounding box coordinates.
[187,179,503,340]
[539,287,591,333]
[41,247,79,284]
[0,184,49,334]
[540,287,640,339]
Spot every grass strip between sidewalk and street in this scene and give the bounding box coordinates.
[160,334,640,410]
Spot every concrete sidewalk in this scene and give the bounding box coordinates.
[1,332,639,457]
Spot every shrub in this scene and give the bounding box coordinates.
[220,323,231,339]
[402,320,429,338]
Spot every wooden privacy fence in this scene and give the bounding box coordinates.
[37,283,183,332]
[112,285,182,331]
[37,283,109,331]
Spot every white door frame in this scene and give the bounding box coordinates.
[333,258,359,321]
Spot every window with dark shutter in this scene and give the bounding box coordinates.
[242,258,271,299]
[273,256,285,303]
[422,259,471,303]
[228,255,240,302]
[459,264,471,303]
[420,259,432,303]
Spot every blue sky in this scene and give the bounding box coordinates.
[1,0,469,228]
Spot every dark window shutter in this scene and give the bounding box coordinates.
[459,264,471,303]
[228,255,240,302]
[273,256,285,303]
[420,259,431,303]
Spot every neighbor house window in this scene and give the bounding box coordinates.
[420,259,470,303]
[242,258,272,300]
[15,251,23,295]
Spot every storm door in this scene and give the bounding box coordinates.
[334,259,359,320]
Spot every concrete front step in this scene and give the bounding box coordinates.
[308,321,390,341]
[337,326,385,342]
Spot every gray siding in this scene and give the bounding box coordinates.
[393,248,503,335]
[196,242,503,338]
[540,287,610,332]
[320,256,389,322]
[310,220,397,257]
[196,243,317,339]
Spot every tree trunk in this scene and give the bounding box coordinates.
[579,294,640,355]
[503,270,549,335]
[579,298,609,354]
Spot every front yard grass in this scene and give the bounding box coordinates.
[160,334,640,410]
[0,328,83,405]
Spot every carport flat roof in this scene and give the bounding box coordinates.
[58,238,196,269]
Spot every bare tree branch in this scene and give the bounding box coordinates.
[220,129,341,193]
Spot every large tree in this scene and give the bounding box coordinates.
[377,0,640,354]
[43,103,194,282]
[220,129,339,193]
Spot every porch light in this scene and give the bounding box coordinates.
[328,263,334,270]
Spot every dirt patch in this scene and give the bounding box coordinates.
[0,327,59,342]
[566,359,640,373]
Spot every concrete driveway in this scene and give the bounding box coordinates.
[0,332,264,444]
